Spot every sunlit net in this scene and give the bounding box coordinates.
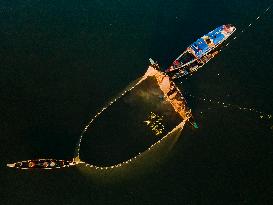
[6,66,193,170]
[75,66,193,168]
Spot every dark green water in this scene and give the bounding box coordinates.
[1,1,272,204]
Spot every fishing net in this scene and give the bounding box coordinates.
[77,66,192,167]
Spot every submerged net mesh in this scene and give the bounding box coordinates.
[77,66,193,167]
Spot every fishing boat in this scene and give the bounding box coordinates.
[165,24,236,79]
[7,159,77,169]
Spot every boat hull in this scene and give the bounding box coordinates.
[7,159,76,169]
[166,24,236,79]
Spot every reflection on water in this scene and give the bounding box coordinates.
[144,112,165,136]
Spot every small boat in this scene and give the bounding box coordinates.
[7,159,77,169]
[165,24,236,79]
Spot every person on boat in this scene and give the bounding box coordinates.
[50,161,56,167]
[28,161,35,168]
[173,60,180,67]
[43,161,49,168]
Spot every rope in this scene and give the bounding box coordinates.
[186,93,273,123]
[219,4,272,52]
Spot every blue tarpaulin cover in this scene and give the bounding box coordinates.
[189,25,225,58]
[190,38,210,58]
[207,26,225,45]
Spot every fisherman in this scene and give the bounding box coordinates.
[43,161,49,168]
[28,161,35,168]
[173,60,180,67]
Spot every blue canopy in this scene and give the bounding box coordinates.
[189,38,210,58]
[189,25,226,58]
[207,26,225,45]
